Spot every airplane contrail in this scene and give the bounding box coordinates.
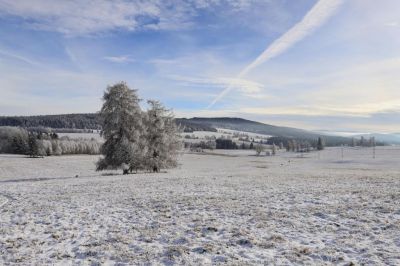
[0,49,41,66]
[207,0,344,109]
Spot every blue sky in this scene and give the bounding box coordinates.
[0,0,399,133]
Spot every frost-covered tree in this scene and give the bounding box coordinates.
[255,143,264,156]
[28,133,40,157]
[42,140,53,156]
[249,141,254,150]
[351,137,356,147]
[369,137,376,147]
[12,134,28,154]
[144,100,181,172]
[51,140,62,155]
[360,136,366,147]
[272,143,276,155]
[286,140,292,152]
[96,82,145,174]
[37,140,47,157]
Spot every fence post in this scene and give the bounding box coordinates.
[373,145,376,159]
[341,145,344,159]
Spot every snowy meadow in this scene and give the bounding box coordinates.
[2,0,400,264]
[1,147,399,265]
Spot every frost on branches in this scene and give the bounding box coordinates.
[96,82,181,174]
[144,100,181,173]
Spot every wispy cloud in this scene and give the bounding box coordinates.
[0,48,41,66]
[385,21,400,27]
[208,0,343,108]
[65,47,78,64]
[0,0,272,36]
[240,100,400,118]
[168,75,264,94]
[103,55,135,63]
[0,0,155,35]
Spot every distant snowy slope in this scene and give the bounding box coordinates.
[181,117,351,145]
[0,114,352,145]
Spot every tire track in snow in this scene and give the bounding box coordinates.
[0,193,14,209]
[0,174,99,184]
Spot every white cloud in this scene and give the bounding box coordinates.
[385,21,400,27]
[0,0,273,36]
[240,100,400,118]
[228,56,400,119]
[208,0,343,108]
[0,0,153,35]
[103,55,135,63]
[0,67,110,115]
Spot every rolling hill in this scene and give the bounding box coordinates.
[0,114,353,145]
[176,117,352,146]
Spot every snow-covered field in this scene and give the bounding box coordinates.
[1,147,400,265]
[216,128,271,139]
[181,128,270,143]
[181,131,227,139]
[58,132,103,141]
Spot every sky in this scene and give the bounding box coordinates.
[0,0,399,133]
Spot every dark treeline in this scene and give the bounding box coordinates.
[186,138,259,151]
[267,136,319,150]
[267,132,351,147]
[185,138,253,151]
[0,114,217,132]
[0,114,100,130]
[175,118,217,132]
[267,136,384,148]
[350,136,382,147]
[216,138,238,149]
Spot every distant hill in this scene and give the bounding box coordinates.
[0,113,100,130]
[0,114,216,132]
[178,117,352,146]
[175,118,217,132]
[185,117,318,138]
[0,114,352,145]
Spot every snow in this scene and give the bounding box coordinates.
[0,147,399,264]
[180,130,229,140]
[181,128,270,142]
[58,133,103,141]
[216,128,272,139]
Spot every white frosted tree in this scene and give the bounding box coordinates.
[96,82,145,174]
[51,140,62,155]
[255,143,264,156]
[27,133,39,157]
[272,143,276,155]
[42,140,53,156]
[144,100,181,172]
